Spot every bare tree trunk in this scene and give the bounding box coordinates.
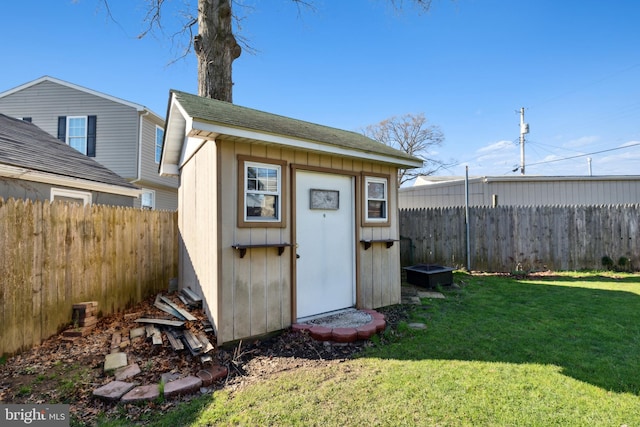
[195,0,241,102]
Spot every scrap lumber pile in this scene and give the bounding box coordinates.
[132,288,213,362]
[178,287,202,309]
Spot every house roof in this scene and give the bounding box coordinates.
[0,76,164,122]
[160,90,423,176]
[0,114,140,196]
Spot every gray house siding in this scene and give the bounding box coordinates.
[0,177,134,207]
[132,185,178,211]
[0,80,139,178]
[138,113,178,190]
[129,113,178,210]
[0,78,178,210]
[399,176,640,208]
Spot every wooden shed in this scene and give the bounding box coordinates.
[159,91,422,345]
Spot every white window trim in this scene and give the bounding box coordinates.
[244,161,282,223]
[155,125,164,164]
[67,116,88,154]
[365,176,388,222]
[141,189,156,210]
[50,188,92,206]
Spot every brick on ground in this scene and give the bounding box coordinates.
[121,384,159,403]
[163,376,202,398]
[93,381,135,402]
[114,363,141,381]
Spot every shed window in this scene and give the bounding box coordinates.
[365,176,388,222]
[237,156,287,228]
[245,162,280,221]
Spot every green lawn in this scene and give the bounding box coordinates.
[100,271,640,426]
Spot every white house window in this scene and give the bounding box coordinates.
[50,188,92,206]
[365,176,388,222]
[155,126,164,164]
[57,115,96,157]
[141,189,155,210]
[244,161,281,222]
[67,116,88,154]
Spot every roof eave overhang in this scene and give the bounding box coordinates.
[0,164,141,198]
[189,119,424,169]
[159,96,190,176]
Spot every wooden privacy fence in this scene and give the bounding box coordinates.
[0,198,178,356]
[399,204,639,273]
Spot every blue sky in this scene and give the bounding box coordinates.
[1,0,639,179]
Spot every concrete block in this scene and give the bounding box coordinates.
[104,352,127,372]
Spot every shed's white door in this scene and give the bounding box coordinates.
[295,171,355,319]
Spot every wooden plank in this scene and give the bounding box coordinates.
[30,200,43,350]
[145,324,163,345]
[159,296,197,321]
[250,246,267,337]
[145,325,155,338]
[197,333,214,354]
[147,325,163,346]
[181,288,202,304]
[183,330,203,354]
[134,318,185,328]
[154,295,186,320]
[177,294,190,306]
[166,331,184,351]
[266,228,283,332]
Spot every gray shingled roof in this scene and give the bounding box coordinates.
[171,90,422,164]
[0,114,138,189]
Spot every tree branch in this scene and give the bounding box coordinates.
[363,113,452,186]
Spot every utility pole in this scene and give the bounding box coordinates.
[519,107,529,175]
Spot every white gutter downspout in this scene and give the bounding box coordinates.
[131,110,149,185]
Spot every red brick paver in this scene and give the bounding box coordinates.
[292,310,386,343]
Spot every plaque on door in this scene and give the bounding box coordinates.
[309,189,339,210]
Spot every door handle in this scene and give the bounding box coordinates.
[296,254,301,259]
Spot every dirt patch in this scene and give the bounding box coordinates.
[0,297,410,425]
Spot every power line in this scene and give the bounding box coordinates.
[524,141,640,168]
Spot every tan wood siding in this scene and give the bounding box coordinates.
[180,139,402,344]
[359,164,401,309]
[177,140,219,337]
